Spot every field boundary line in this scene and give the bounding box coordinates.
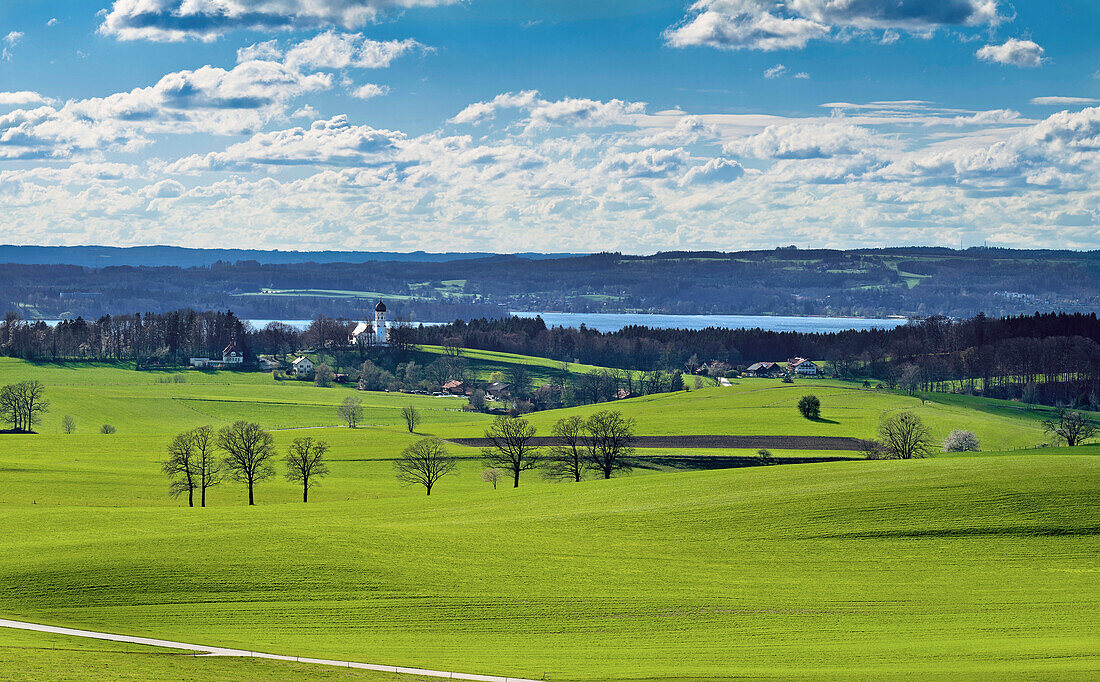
[0,618,542,682]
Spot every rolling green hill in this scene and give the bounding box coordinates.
[0,357,1096,680]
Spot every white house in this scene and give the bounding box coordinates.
[222,342,244,364]
[787,357,819,375]
[350,300,390,346]
[292,356,314,378]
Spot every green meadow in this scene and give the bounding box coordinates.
[0,357,1096,680]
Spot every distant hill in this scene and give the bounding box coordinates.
[0,245,578,268]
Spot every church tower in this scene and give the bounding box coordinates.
[374,300,388,345]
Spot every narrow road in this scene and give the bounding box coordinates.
[0,618,542,682]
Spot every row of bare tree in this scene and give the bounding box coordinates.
[163,422,329,506]
[393,411,637,496]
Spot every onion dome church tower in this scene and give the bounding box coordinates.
[374,299,388,345]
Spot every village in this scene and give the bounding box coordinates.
[186,307,821,415]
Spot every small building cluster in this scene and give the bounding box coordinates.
[189,342,245,369]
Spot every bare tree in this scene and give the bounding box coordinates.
[400,405,421,433]
[337,396,364,428]
[584,410,636,479]
[285,436,330,502]
[1043,408,1097,447]
[163,430,199,507]
[545,415,586,482]
[218,420,276,505]
[189,425,221,507]
[481,468,504,489]
[481,415,541,488]
[395,438,456,495]
[0,380,49,432]
[61,415,76,434]
[878,411,933,459]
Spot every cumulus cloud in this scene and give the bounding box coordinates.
[240,32,424,70]
[0,91,54,107]
[764,64,788,78]
[99,0,462,42]
[976,39,1046,67]
[664,1,827,51]
[724,122,877,159]
[451,90,646,133]
[0,60,331,160]
[665,0,1003,52]
[169,115,405,171]
[350,83,389,99]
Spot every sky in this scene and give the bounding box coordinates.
[1,1,1099,253]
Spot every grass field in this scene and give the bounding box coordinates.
[0,357,1097,680]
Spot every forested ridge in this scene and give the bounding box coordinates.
[3,246,1098,320]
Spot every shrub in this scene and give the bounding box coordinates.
[100,424,117,434]
[757,449,776,465]
[314,363,335,387]
[781,375,794,384]
[797,394,821,420]
[943,429,980,452]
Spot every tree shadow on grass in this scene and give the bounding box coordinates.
[806,417,840,424]
[635,455,860,471]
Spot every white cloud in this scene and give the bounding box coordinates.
[47,18,59,27]
[350,83,389,100]
[1030,97,1100,107]
[451,90,646,133]
[2,30,23,61]
[169,115,405,171]
[0,60,332,160]
[764,64,788,79]
[0,91,54,107]
[99,0,462,42]
[666,0,1003,52]
[664,1,828,52]
[724,122,877,159]
[284,32,423,70]
[976,39,1046,68]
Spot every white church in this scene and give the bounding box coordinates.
[350,300,390,347]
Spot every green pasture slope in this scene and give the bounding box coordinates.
[0,357,1097,680]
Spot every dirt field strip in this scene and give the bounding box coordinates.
[448,435,863,450]
[0,618,543,682]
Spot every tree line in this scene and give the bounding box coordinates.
[4,309,1098,409]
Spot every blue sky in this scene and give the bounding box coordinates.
[1,1,1099,252]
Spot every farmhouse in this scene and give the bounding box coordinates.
[442,379,466,395]
[787,357,819,375]
[291,356,314,378]
[745,361,781,377]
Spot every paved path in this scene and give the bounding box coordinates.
[0,618,542,682]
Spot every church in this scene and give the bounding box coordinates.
[350,300,390,346]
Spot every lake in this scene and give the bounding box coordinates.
[38,314,910,334]
[511,312,910,333]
